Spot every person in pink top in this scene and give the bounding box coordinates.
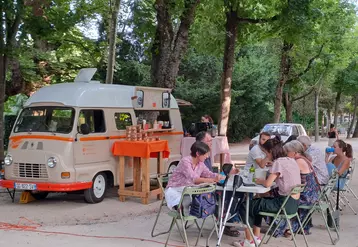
[165,141,225,214]
[233,138,301,247]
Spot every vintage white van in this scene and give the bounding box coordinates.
[0,68,183,203]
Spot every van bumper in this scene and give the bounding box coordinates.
[0,179,93,192]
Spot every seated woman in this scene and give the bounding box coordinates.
[165,141,225,215]
[271,140,320,237]
[234,138,301,247]
[326,140,352,190]
[246,132,272,168]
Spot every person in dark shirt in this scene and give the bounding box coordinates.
[328,123,339,147]
[196,131,243,236]
[196,131,213,171]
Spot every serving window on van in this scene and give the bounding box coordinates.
[136,90,144,108]
[14,106,75,134]
[114,113,132,130]
[78,109,106,133]
[135,110,172,129]
[162,92,170,108]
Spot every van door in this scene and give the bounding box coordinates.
[74,109,110,164]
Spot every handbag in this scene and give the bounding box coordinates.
[189,192,216,219]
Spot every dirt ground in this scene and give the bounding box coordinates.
[1,137,358,247]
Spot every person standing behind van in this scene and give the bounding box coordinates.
[245,132,272,170]
[201,114,214,124]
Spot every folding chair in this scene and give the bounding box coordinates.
[346,158,358,200]
[330,160,358,215]
[151,173,184,239]
[298,169,340,245]
[259,184,309,247]
[165,184,218,247]
[341,159,358,203]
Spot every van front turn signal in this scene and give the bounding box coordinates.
[61,172,70,179]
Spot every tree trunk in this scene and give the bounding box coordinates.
[314,90,320,142]
[0,55,7,162]
[0,0,24,161]
[273,41,292,123]
[327,109,331,133]
[283,92,293,123]
[333,91,341,127]
[347,94,358,139]
[321,110,325,138]
[105,0,121,84]
[218,10,238,136]
[353,117,358,138]
[151,0,200,88]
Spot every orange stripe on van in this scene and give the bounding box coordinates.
[10,135,74,142]
[155,131,184,136]
[9,132,183,143]
[109,135,127,140]
[79,136,108,141]
[80,135,127,141]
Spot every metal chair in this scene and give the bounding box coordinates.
[259,184,309,247]
[165,184,218,247]
[330,159,358,215]
[151,173,184,239]
[298,169,340,245]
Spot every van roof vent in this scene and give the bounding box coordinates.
[74,68,97,83]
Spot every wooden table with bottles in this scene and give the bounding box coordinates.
[111,140,170,204]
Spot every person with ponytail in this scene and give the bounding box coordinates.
[326,140,353,190]
[270,140,320,237]
[233,137,301,247]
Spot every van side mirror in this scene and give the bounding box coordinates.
[80,124,90,135]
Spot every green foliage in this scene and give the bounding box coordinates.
[174,41,280,141]
[4,94,28,116]
[2,0,358,144]
[4,116,17,150]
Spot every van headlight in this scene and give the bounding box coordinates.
[47,157,57,168]
[4,154,13,166]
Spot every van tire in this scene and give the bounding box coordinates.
[84,172,107,203]
[29,191,48,200]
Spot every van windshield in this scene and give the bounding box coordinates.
[14,106,75,134]
[262,125,292,136]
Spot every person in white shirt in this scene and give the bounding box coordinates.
[245,132,272,170]
[297,135,329,185]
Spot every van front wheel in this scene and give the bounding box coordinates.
[84,172,107,203]
[29,191,48,200]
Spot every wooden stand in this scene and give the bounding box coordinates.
[118,151,164,204]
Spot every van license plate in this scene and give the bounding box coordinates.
[14,183,37,190]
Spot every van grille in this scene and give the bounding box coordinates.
[13,163,48,179]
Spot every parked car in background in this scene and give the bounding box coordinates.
[249,123,308,150]
[338,127,346,135]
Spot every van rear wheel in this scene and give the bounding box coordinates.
[84,172,107,203]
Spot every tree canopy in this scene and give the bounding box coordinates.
[1,0,358,155]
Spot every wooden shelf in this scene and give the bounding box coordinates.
[143,128,175,133]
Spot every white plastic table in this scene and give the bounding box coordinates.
[213,180,273,247]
